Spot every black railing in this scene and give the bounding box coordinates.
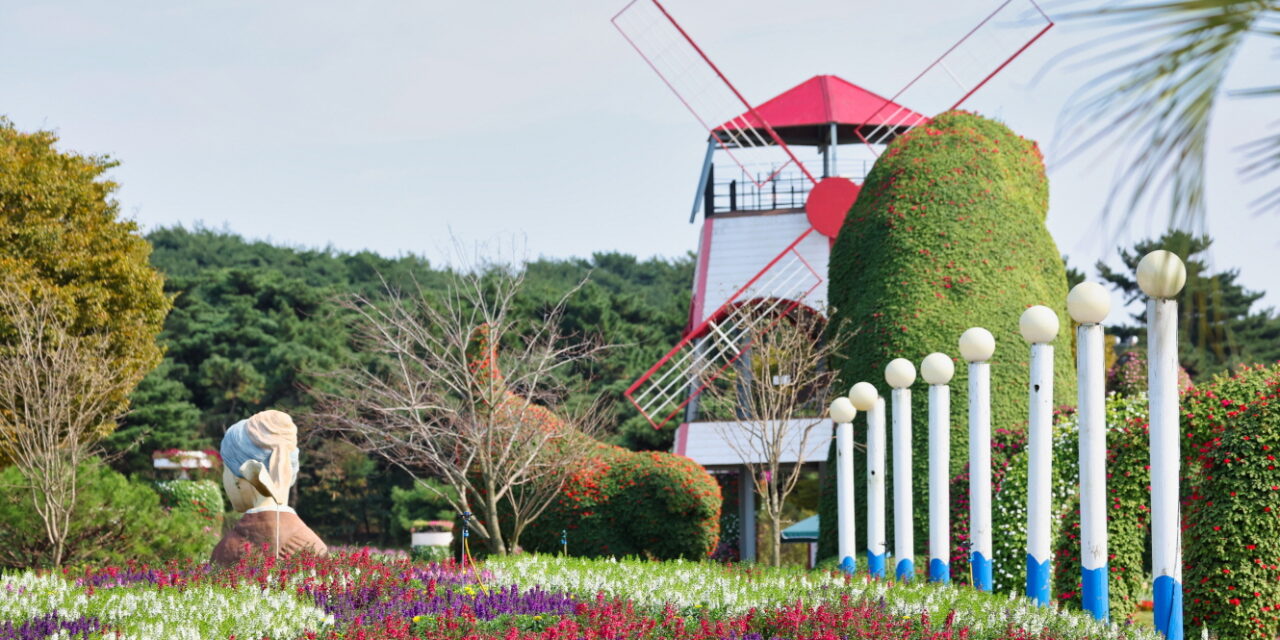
[705,160,873,216]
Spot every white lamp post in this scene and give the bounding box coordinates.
[885,358,916,581]
[848,381,878,577]
[866,393,887,578]
[1139,250,1187,640]
[1068,282,1112,621]
[921,352,954,583]
[959,327,995,591]
[830,396,859,575]
[1020,304,1059,606]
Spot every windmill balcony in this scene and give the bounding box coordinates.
[706,159,873,216]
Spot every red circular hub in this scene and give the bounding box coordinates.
[804,177,861,238]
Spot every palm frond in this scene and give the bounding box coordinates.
[1056,0,1279,229]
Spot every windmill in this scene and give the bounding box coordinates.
[615,0,1054,431]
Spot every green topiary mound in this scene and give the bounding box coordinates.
[1183,363,1280,638]
[819,110,1074,562]
[523,442,722,559]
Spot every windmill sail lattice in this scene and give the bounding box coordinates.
[853,0,1054,154]
[624,232,823,428]
[612,0,818,188]
[620,0,1053,429]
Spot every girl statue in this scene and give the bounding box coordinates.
[211,409,327,566]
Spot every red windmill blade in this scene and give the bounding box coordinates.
[617,0,1053,430]
[611,0,820,190]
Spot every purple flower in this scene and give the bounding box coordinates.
[0,613,101,640]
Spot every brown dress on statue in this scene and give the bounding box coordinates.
[211,509,328,566]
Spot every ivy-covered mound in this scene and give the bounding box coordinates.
[1182,363,1280,639]
[820,111,1074,563]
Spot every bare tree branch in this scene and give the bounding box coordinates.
[695,306,848,566]
[307,244,610,554]
[0,286,134,567]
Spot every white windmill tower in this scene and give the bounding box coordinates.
[615,0,1054,432]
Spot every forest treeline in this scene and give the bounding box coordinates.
[106,226,693,544]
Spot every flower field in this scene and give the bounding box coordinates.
[0,550,1160,640]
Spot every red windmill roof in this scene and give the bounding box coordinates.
[715,75,924,146]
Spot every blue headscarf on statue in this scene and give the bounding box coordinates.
[220,410,300,503]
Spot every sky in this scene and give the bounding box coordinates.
[1,0,1277,313]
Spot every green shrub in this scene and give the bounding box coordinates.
[0,459,218,568]
[410,544,452,563]
[1182,363,1280,638]
[390,478,458,538]
[523,443,721,559]
[1050,393,1150,620]
[155,478,224,512]
[820,110,1074,562]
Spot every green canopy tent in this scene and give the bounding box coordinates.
[780,514,819,542]
[780,515,819,567]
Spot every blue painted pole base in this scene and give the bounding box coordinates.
[1153,575,1183,640]
[1025,554,1050,606]
[1081,564,1110,622]
[895,558,914,582]
[971,551,992,592]
[866,551,885,579]
[840,555,857,575]
[928,558,950,583]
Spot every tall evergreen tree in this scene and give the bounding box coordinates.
[1097,230,1280,379]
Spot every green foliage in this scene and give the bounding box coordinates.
[126,226,693,544]
[821,111,1074,562]
[102,361,205,476]
[155,478,224,513]
[391,478,459,536]
[1099,231,1280,381]
[0,118,170,440]
[524,443,721,559]
[1182,363,1280,638]
[410,545,452,563]
[298,439,405,544]
[1050,394,1151,621]
[0,459,217,568]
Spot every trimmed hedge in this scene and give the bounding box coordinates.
[155,479,225,515]
[820,111,1074,562]
[1183,363,1280,638]
[524,442,722,560]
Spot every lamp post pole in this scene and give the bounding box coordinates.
[1020,305,1059,606]
[1069,282,1113,621]
[848,382,880,576]
[1138,251,1187,640]
[921,353,955,583]
[866,395,887,578]
[830,397,859,575]
[959,328,995,591]
[884,359,916,582]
